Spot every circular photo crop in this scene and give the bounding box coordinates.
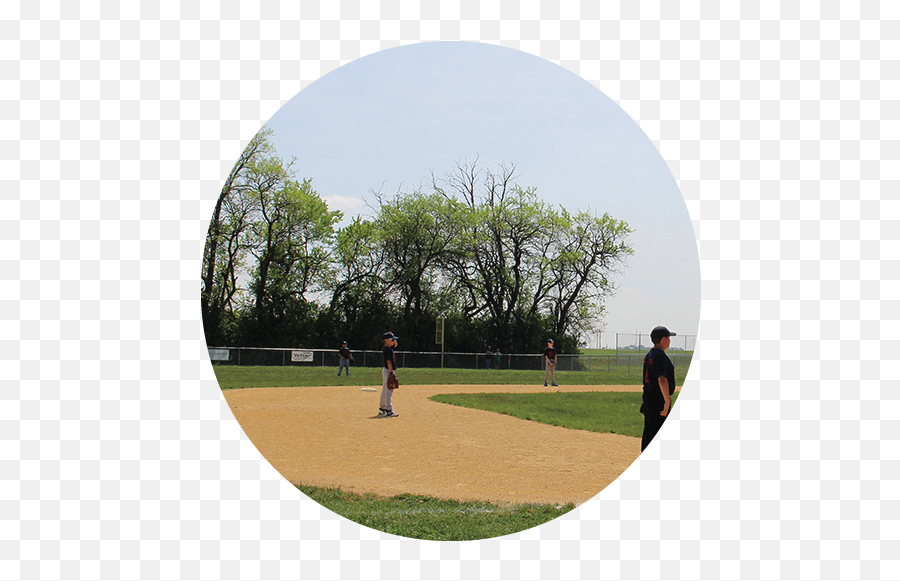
[201,41,700,541]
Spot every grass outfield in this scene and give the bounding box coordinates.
[297,485,575,541]
[430,391,679,438]
[212,365,689,389]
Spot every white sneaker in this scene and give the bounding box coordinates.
[384,411,400,417]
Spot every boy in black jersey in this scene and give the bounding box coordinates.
[543,339,558,387]
[379,332,399,417]
[641,326,677,451]
[337,341,353,376]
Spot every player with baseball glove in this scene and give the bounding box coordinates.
[379,331,400,417]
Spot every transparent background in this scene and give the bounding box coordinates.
[3,1,895,580]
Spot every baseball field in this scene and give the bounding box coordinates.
[216,366,683,540]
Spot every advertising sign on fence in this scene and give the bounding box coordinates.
[291,350,314,362]
[208,349,230,361]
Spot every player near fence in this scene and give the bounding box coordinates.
[641,326,677,451]
[543,339,558,387]
[337,340,354,376]
[379,332,400,417]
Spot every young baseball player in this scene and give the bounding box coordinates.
[379,332,399,417]
[337,340,353,376]
[543,338,558,386]
[641,326,677,451]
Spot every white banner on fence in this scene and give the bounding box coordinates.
[208,349,229,361]
[291,350,314,362]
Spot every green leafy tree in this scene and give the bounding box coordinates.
[246,161,342,345]
[433,159,633,353]
[375,190,466,345]
[542,209,633,339]
[324,217,394,346]
[201,127,275,345]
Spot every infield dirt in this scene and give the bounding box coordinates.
[223,384,648,506]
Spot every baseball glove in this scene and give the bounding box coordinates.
[387,373,399,390]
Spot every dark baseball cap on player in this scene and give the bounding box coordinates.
[547,338,554,343]
[382,332,394,339]
[342,340,348,344]
[650,326,676,343]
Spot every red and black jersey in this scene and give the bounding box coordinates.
[642,348,675,411]
[339,347,350,359]
[382,345,396,369]
[543,346,557,362]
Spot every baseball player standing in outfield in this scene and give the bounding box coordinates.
[379,332,399,417]
[641,326,677,451]
[543,339,558,387]
[337,340,354,376]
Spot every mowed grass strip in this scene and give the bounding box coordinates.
[213,365,689,389]
[297,485,575,541]
[429,391,680,438]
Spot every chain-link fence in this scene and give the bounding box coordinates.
[207,347,692,372]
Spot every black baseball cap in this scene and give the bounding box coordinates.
[382,332,394,339]
[342,340,348,344]
[547,338,554,343]
[650,326,676,343]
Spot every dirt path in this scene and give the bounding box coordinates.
[224,384,645,506]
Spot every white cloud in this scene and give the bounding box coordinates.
[323,195,365,213]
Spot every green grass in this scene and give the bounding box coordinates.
[579,348,623,356]
[430,391,678,438]
[297,484,575,541]
[213,364,689,390]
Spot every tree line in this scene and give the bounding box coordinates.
[201,128,634,355]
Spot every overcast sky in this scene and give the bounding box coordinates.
[262,41,700,345]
